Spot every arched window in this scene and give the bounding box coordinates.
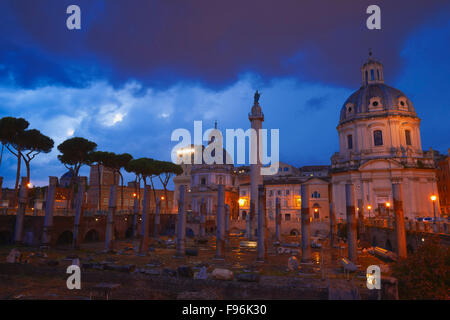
[373,130,383,146]
[347,134,353,149]
[365,71,368,85]
[405,130,412,146]
[370,69,375,81]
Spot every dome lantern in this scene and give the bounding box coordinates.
[361,50,384,86]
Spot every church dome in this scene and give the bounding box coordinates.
[339,53,417,124]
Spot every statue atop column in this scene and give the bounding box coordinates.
[254,90,261,105]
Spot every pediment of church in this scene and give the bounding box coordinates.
[358,159,403,171]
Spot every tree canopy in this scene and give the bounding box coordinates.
[57,137,97,176]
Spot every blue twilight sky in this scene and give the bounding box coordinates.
[0,0,449,189]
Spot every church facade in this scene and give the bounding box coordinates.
[331,54,439,219]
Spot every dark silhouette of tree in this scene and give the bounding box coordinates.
[103,152,132,210]
[126,158,160,208]
[0,117,30,192]
[57,137,97,209]
[20,129,54,182]
[158,160,182,213]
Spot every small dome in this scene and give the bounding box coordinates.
[60,169,74,180]
[339,52,417,124]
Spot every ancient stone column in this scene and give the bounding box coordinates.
[132,193,139,238]
[345,184,358,264]
[225,203,230,241]
[329,202,338,248]
[199,198,206,238]
[392,184,407,259]
[257,185,267,262]
[357,198,365,238]
[249,95,264,243]
[104,184,117,252]
[154,198,160,239]
[14,177,28,244]
[275,197,281,242]
[175,185,186,258]
[246,200,254,240]
[41,176,57,246]
[300,184,311,262]
[73,176,87,249]
[328,185,337,247]
[139,185,151,254]
[215,184,225,259]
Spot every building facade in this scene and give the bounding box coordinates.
[331,53,439,219]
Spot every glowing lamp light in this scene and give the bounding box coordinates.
[160,196,165,200]
[314,208,318,213]
[238,198,246,206]
[430,195,437,201]
[27,182,33,188]
[385,202,391,208]
[132,193,137,197]
[367,205,372,210]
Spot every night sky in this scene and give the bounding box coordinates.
[0,0,449,188]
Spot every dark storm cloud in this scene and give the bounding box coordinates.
[3,0,449,88]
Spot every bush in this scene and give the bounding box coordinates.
[391,237,449,299]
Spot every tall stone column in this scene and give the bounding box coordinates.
[41,176,57,247]
[300,184,311,262]
[73,176,87,249]
[393,184,407,259]
[246,200,254,240]
[225,203,230,241]
[132,194,139,238]
[345,184,358,263]
[14,177,28,244]
[275,197,281,242]
[257,185,267,262]
[175,185,186,258]
[215,184,225,260]
[329,202,337,248]
[248,92,264,241]
[199,198,206,238]
[139,185,150,254]
[357,198,365,238]
[154,198,160,239]
[104,184,117,252]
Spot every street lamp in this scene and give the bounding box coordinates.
[430,195,437,222]
[385,202,391,218]
[367,205,372,219]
